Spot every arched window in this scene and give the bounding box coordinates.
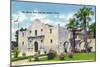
[29,30,31,34]
[50,29,52,34]
[50,39,53,43]
[41,40,43,43]
[22,32,24,37]
[35,30,37,36]
[41,29,43,32]
[22,42,24,45]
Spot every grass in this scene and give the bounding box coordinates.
[57,52,95,61]
[36,52,96,62]
[12,55,33,61]
[12,54,45,61]
[12,52,96,62]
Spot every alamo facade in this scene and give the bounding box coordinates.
[18,19,95,56]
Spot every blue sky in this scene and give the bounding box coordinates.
[12,1,96,41]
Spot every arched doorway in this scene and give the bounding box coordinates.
[63,41,69,53]
[34,41,38,52]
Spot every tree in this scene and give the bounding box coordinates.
[15,30,18,47]
[20,27,27,31]
[66,17,79,52]
[88,22,96,38]
[74,6,94,52]
[13,48,19,58]
[11,41,18,51]
[15,27,27,47]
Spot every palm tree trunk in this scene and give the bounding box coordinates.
[93,30,95,38]
[72,29,76,53]
[83,19,88,52]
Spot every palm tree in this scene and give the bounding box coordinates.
[20,27,27,31]
[88,22,96,38]
[74,6,94,52]
[66,17,78,52]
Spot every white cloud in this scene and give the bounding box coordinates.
[12,28,18,34]
[30,12,71,27]
[51,13,74,26]
[30,13,47,21]
[12,12,28,24]
[41,18,66,27]
[18,12,27,22]
[29,9,67,26]
[11,28,18,41]
[91,16,95,22]
[59,15,65,19]
[66,13,74,21]
[24,24,31,29]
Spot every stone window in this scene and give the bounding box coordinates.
[35,30,37,36]
[29,30,31,34]
[41,29,43,32]
[22,32,24,37]
[50,29,52,34]
[28,48,33,52]
[41,40,43,43]
[50,39,53,43]
[22,42,24,45]
[29,39,32,43]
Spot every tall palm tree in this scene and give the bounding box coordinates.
[88,22,96,38]
[66,17,78,52]
[74,6,94,52]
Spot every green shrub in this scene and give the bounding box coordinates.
[88,47,93,52]
[22,52,26,57]
[28,56,32,62]
[33,52,39,61]
[74,48,80,53]
[13,48,19,58]
[68,52,73,58]
[47,49,56,60]
[81,49,86,53]
[59,53,65,60]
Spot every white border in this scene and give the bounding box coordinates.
[0,0,99,67]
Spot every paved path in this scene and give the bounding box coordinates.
[12,55,94,66]
[12,56,47,66]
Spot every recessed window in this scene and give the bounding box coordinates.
[29,30,31,34]
[35,30,37,36]
[41,29,43,32]
[29,39,32,43]
[41,40,43,43]
[28,48,33,52]
[22,42,24,45]
[50,29,52,34]
[50,39,53,43]
[22,32,24,37]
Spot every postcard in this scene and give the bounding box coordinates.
[11,0,96,66]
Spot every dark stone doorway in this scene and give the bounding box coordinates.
[34,41,38,52]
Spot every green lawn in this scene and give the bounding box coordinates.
[32,53,96,62]
[33,52,96,62]
[12,52,96,62]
